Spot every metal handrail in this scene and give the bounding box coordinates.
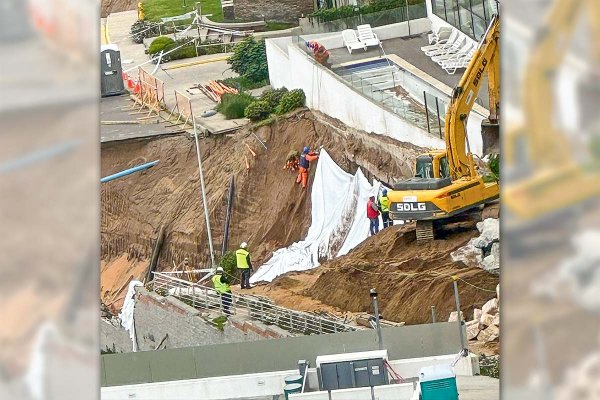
[152,272,357,335]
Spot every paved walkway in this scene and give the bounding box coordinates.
[106,10,250,135]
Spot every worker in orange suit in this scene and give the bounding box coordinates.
[296,146,319,188]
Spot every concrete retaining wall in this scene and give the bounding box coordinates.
[233,0,313,23]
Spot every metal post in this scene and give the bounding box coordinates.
[370,288,383,350]
[431,306,436,323]
[452,277,467,355]
[435,97,443,138]
[405,0,411,36]
[423,91,431,134]
[468,0,475,38]
[193,120,216,267]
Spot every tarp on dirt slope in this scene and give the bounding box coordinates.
[250,149,382,283]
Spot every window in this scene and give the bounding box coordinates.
[439,156,450,178]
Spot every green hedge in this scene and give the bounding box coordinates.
[310,0,424,22]
[217,93,255,119]
[244,100,272,121]
[275,89,306,115]
[260,87,289,110]
[148,36,175,54]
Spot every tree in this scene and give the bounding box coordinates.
[227,37,269,83]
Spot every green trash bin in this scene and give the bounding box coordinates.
[284,374,303,385]
[284,383,303,399]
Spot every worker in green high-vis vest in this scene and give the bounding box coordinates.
[212,267,232,315]
[236,242,253,289]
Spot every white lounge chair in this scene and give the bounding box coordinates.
[431,41,475,64]
[442,55,473,74]
[428,26,453,44]
[425,35,466,57]
[421,29,458,53]
[342,29,366,54]
[356,24,382,49]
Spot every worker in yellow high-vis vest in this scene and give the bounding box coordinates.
[236,242,253,289]
[379,189,393,229]
[212,267,232,314]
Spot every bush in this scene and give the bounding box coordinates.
[310,0,424,22]
[275,89,306,115]
[227,37,269,83]
[220,76,269,91]
[217,93,255,119]
[148,36,175,55]
[260,87,289,110]
[219,251,238,279]
[244,100,272,121]
[130,20,160,44]
[161,40,196,62]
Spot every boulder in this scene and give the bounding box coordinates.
[451,239,482,269]
[476,218,499,243]
[448,311,464,322]
[466,320,480,341]
[492,314,500,327]
[477,325,500,342]
[480,313,496,328]
[482,252,500,275]
[473,308,482,322]
[482,298,499,316]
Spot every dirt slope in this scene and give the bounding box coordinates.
[100,110,423,305]
[307,223,499,325]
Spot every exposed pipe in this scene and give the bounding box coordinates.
[193,120,216,267]
[101,160,159,183]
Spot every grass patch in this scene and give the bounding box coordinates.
[265,21,297,31]
[143,0,223,22]
[212,315,228,331]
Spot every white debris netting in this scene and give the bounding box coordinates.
[119,280,143,351]
[250,149,381,284]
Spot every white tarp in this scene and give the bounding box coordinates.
[119,280,142,351]
[250,149,381,283]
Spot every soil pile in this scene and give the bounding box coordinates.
[306,214,500,325]
[100,110,423,306]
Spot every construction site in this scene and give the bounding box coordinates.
[100,0,501,398]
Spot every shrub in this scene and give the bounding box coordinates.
[219,251,238,279]
[220,76,269,91]
[217,93,255,119]
[161,40,196,62]
[227,37,269,83]
[309,0,424,22]
[245,100,272,121]
[260,87,289,110]
[130,20,160,44]
[148,36,175,55]
[275,89,306,115]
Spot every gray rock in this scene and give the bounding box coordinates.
[448,311,464,322]
[466,320,480,341]
[451,239,483,269]
[477,325,499,342]
[482,298,499,316]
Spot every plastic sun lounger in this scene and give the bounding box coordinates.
[356,24,382,49]
[431,41,475,64]
[425,36,466,57]
[442,55,473,74]
[436,46,475,66]
[421,29,458,53]
[342,29,366,54]
[428,26,453,44]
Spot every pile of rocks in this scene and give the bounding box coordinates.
[451,218,500,274]
[450,284,500,344]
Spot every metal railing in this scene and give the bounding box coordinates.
[152,272,357,335]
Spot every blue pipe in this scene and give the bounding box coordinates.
[101,160,159,183]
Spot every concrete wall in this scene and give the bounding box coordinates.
[101,354,479,400]
[233,0,313,23]
[102,322,465,387]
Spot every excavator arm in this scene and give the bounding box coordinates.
[446,15,500,180]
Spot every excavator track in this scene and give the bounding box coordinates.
[416,220,435,241]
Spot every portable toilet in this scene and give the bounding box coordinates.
[418,364,458,400]
[101,44,126,97]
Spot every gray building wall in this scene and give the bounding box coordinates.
[233,0,314,23]
[102,321,464,386]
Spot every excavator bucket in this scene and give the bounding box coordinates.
[481,119,500,155]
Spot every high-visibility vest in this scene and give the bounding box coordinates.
[212,274,230,294]
[299,153,309,169]
[236,248,250,269]
[379,196,390,212]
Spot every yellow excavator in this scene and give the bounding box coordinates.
[504,0,600,231]
[387,15,500,240]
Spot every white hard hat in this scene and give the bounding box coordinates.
[216,267,224,273]
[240,242,248,249]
